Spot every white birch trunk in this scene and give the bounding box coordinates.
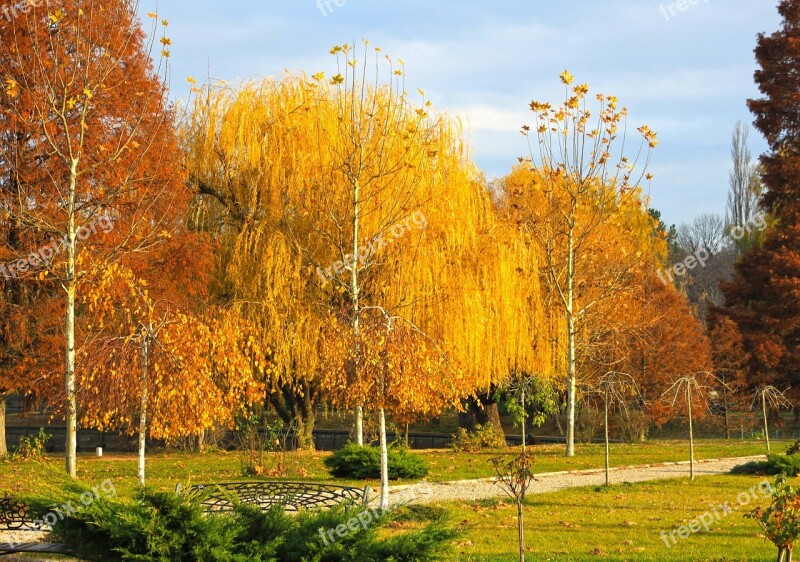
[565,226,576,458]
[351,178,363,446]
[137,331,149,486]
[688,386,695,481]
[379,408,389,510]
[64,157,79,478]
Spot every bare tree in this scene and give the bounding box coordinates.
[754,386,793,453]
[662,372,716,481]
[675,214,736,320]
[726,121,761,232]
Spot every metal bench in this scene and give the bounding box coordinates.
[0,497,73,557]
[176,481,372,513]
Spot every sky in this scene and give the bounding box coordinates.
[143,0,780,227]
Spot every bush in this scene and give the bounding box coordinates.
[619,411,650,443]
[27,484,459,561]
[746,475,800,562]
[731,453,800,477]
[12,428,50,460]
[576,408,602,443]
[450,424,506,452]
[324,443,429,480]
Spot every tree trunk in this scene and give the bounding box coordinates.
[722,384,731,440]
[763,391,771,454]
[354,407,364,446]
[688,386,695,481]
[379,408,389,510]
[461,395,506,442]
[350,177,364,447]
[565,226,576,458]
[604,389,610,486]
[521,385,527,453]
[197,430,205,453]
[0,395,7,457]
[517,500,525,562]
[269,383,318,450]
[552,413,565,437]
[64,157,79,479]
[483,402,504,437]
[138,333,149,486]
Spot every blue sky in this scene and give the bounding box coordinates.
[146,0,780,227]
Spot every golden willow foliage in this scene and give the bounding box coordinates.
[183,43,553,421]
[78,263,265,440]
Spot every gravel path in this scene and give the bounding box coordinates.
[388,455,766,505]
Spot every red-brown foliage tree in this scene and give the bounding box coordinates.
[720,0,800,402]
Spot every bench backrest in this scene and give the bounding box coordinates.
[176,481,371,513]
[0,497,42,532]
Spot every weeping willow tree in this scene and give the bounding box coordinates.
[182,47,556,502]
[183,77,333,449]
[306,43,555,507]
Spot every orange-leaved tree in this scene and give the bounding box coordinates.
[79,259,265,485]
[0,2,185,476]
[500,85,659,457]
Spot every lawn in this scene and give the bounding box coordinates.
[432,474,780,561]
[0,439,782,500]
[0,440,786,561]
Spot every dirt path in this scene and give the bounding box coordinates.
[388,455,765,505]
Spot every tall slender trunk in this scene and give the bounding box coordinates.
[351,179,363,446]
[0,395,7,457]
[65,157,79,479]
[604,387,610,486]
[521,386,527,453]
[378,319,391,510]
[517,500,525,562]
[379,408,389,511]
[763,391,771,454]
[721,383,730,440]
[565,226,576,458]
[688,386,695,481]
[137,330,149,486]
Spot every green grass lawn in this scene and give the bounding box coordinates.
[432,474,780,561]
[0,439,781,500]
[0,441,789,561]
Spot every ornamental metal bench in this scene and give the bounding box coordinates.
[175,481,372,513]
[0,497,73,557]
